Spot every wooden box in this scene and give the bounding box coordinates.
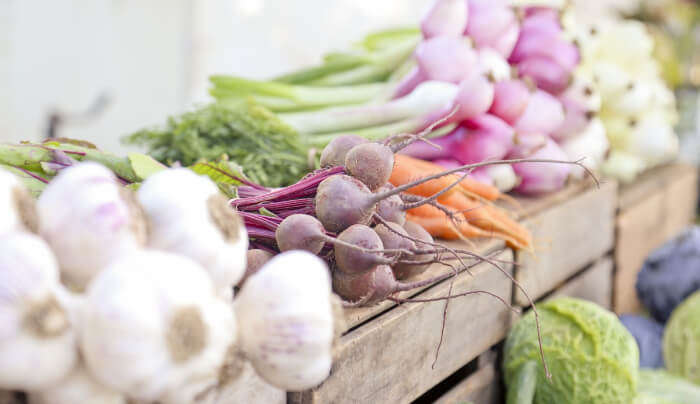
[614,164,698,314]
[289,244,514,404]
[513,180,617,306]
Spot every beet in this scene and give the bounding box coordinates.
[344,143,395,191]
[320,135,368,168]
[393,221,434,280]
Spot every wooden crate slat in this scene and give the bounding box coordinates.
[292,250,514,404]
[215,362,285,404]
[342,238,505,331]
[551,256,613,309]
[434,352,501,404]
[614,164,698,313]
[514,181,617,305]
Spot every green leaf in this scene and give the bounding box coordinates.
[127,152,167,181]
[258,207,278,217]
[189,160,246,186]
[0,164,48,197]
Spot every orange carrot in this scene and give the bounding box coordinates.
[390,155,501,201]
[438,192,532,248]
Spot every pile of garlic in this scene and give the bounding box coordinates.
[0,163,336,403]
[564,15,680,183]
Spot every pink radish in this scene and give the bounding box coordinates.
[490,79,532,124]
[421,0,469,39]
[510,137,571,195]
[513,89,565,135]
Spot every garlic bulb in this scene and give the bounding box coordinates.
[0,233,77,390]
[28,365,126,404]
[37,162,147,291]
[0,169,37,235]
[235,251,334,390]
[137,169,248,299]
[80,250,236,402]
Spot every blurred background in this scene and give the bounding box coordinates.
[2,0,699,159]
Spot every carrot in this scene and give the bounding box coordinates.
[407,204,494,239]
[438,192,532,249]
[391,155,501,201]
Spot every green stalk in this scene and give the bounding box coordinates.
[0,142,164,183]
[306,121,457,148]
[211,77,388,112]
[273,54,368,84]
[306,38,419,86]
[507,361,538,404]
[0,164,48,196]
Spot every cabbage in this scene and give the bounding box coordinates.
[503,297,639,404]
[636,369,700,403]
[663,291,700,385]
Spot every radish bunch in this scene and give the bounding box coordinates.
[400,1,595,196]
[0,163,339,400]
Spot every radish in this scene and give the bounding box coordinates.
[510,137,571,196]
[490,79,532,125]
[516,56,571,94]
[420,0,469,39]
[465,0,519,58]
[513,90,565,135]
[415,36,478,84]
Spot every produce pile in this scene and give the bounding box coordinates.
[0,162,339,402]
[503,297,700,404]
[128,0,680,195]
[620,227,700,382]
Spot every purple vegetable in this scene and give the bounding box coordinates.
[415,36,478,84]
[451,72,495,121]
[465,0,519,58]
[513,89,565,135]
[509,33,579,73]
[489,79,532,124]
[551,94,593,141]
[517,57,571,95]
[520,10,562,37]
[401,114,514,164]
[510,137,571,195]
[421,0,469,39]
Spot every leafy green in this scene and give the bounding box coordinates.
[124,102,310,188]
[664,291,700,385]
[503,297,639,404]
[127,152,167,180]
[189,160,250,197]
[635,369,700,403]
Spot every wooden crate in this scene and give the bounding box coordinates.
[289,248,514,404]
[550,256,613,310]
[513,180,618,306]
[614,163,699,314]
[215,362,285,404]
[433,350,502,404]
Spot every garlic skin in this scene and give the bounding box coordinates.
[235,251,334,390]
[81,250,236,402]
[0,169,37,235]
[28,365,126,404]
[137,169,248,299]
[37,162,146,291]
[0,233,77,390]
